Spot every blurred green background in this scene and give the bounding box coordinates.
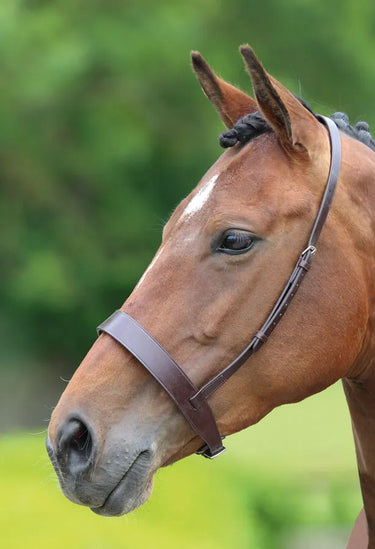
[1,0,372,546]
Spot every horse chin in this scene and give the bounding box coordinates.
[91,474,154,517]
[91,485,153,517]
[90,450,156,517]
[89,437,195,516]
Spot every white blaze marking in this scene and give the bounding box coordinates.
[136,173,219,290]
[181,174,219,220]
[135,248,163,290]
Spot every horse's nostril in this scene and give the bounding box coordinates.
[57,417,95,475]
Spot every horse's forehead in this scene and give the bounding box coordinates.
[180,173,220,222]
[176,141,291,227]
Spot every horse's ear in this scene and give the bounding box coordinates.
[191,51,257,128]
[240,45,321,153]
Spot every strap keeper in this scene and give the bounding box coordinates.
[255,330,268,343]
[297,256,312,271]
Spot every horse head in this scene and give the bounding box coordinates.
[47,46,373,520]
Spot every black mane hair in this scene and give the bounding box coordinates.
[219,99,375,152]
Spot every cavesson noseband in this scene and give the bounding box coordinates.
[98,115,341,458]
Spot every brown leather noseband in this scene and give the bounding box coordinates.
[97,115,342,458]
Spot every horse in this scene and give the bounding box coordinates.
[46,45,374,547]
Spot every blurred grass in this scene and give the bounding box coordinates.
[0,383,361,549]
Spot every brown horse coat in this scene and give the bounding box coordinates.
[47,46,375,547]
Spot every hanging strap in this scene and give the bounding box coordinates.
[97,311,225,458]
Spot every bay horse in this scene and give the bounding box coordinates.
[46,45,374,547]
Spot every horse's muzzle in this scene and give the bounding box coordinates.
[46,415,155,515]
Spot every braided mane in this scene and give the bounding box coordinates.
[219,100,375,152]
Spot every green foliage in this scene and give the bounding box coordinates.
[2,0,375,364]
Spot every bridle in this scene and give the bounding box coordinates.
[98,116,341,458]
[97,115,342,459]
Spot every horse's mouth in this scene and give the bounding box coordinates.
[91,450,154,517]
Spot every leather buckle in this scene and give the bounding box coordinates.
[196,437,226,459]
[297,245,317,271]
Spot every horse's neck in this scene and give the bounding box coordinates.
[344,378,375,546]
[341,141,375,547]
[344,310,375,547]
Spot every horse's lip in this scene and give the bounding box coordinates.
[91,450,150,516]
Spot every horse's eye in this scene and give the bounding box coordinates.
[217,230,254,255]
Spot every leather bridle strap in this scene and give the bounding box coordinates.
[97,311,225,457]
[97,115,341,459]
[190,115,342,405]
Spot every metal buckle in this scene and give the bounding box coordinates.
[196,437,226,459]
[301,245,317,257]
